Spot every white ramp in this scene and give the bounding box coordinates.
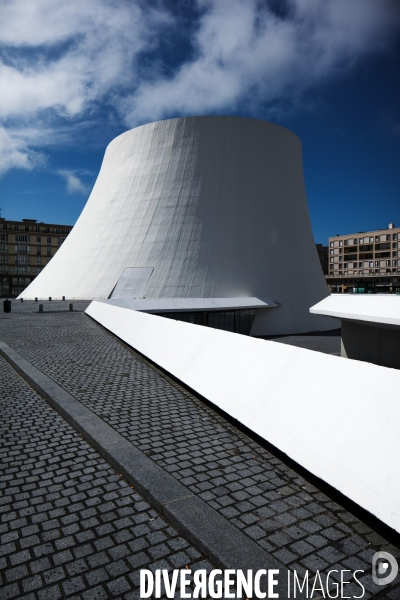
[86,300,400,534]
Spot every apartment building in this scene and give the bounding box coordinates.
[0,218,72,297]
[326,223,400,293]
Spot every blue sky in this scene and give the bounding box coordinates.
[0,0,399,244]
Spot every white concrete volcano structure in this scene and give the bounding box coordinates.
[20,116,333,335]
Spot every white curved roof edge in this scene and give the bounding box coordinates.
[310,294,400,327]
[98,297,279,313]
[86,301,400,533]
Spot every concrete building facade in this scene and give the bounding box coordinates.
[0,218,71,297]
[326,223,400,293]
[19,116,333,335]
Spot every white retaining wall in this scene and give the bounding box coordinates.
[86,300,400,533]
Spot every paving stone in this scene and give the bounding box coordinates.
[1,302,400,600]
[0,351,213,599]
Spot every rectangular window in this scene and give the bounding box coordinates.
[36,256,41,264]
[35,226,40,232]
[0,234,8,242]
[369,237,373,242]
[36,236,41,243]
[392,260,397,266]
[394,233,398,240]
[45,227,50,233]
[359,262,362,268]
[387,234,391,241]
[36,247,41,255]
[386,260,390,266]
[47,248,51,255]
[56,228,61,233]
[353,262,357,268]
[339,241,343,246]
[17,234,29,242]
[393,251,398,257]
[353,238,357,244]
[47,237,51,244]
[369,262,373,268]
[375,261,379,267]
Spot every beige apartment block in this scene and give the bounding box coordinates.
[0,218,72,298]
[327,222,400,293]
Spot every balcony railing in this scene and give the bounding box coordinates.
[326,270,399,279]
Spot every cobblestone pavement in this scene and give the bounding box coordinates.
[1,301,400,599]
[0,354,214,600]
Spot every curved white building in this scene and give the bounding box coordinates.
[20,116,333,335]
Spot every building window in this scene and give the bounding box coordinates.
[56,228,61,234]
[369,237,373,242]
[0,234,8,242]
[353,262,357,268]
[47,237,51,244]
[47,248,51,256]
[394,233,398,240]
[35,226,40,232]
[339,241,343,246]
[330,257,333,262]
[344,263,348,268]
[369,262,373,268]
[17,234,29,242]
[14,225,19,231]
[36,236,41,243]
[16,255,29,264]
[393,251,398,257]
[375,261,379,267]
[36,247,41,255]
[386,234,391,241]
[359,262,362,268]
[392,260,397,266]
[386,260,390,266]
[36,256,41,264]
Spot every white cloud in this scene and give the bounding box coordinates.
[122,0,400,124]
[0,126,46,174]
[0,0,170,120]
[58,170,90,195]
[0,0,399,176]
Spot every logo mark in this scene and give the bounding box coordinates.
[372,551,398,586]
